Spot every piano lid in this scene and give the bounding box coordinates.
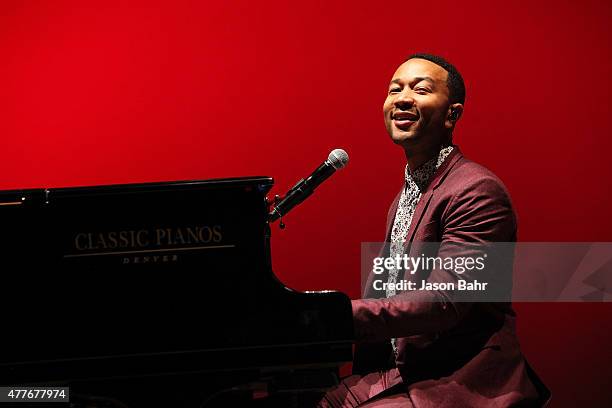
[0,176,274,201]
[0,176,274,267]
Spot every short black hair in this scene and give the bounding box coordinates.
[407,53,465,105]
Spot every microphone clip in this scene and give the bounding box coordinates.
[272,194,286,229]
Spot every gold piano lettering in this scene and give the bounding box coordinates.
[73,225,222,252]
[74,230,150,251]
[155,225,222,246]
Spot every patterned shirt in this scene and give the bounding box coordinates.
[387,145,454,352]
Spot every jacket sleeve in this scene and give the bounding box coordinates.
[352,175,516,342]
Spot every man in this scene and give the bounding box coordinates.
[318,54,550,407]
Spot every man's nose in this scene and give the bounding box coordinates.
[394,91,415,109]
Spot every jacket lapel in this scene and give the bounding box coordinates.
[405,147,463,244]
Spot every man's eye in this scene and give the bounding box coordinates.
[414,88,430,94]
[389,88,400,94]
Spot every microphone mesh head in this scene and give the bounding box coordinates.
[328,148,349,170]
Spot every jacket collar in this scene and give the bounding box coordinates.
[426,145,463,192]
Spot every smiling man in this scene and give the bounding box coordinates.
[318,54,550,407]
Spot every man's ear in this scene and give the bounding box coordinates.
[445,103,464,129]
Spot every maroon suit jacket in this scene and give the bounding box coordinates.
[351,147,550,407]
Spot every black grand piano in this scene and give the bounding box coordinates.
[0,177,353,407]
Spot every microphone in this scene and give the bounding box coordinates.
[269,148,349,222]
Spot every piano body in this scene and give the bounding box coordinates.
[0,177,353,406]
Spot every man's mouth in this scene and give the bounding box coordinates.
[392,112,418,128]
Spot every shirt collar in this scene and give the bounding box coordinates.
[404,145,455,191]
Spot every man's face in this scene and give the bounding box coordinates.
[383,58,451,149]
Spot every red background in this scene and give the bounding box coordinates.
[1,1,611,405]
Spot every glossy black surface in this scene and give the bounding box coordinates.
[0,177,353,389]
